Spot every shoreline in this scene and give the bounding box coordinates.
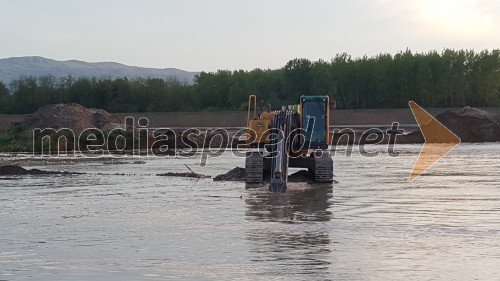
[2,105,500,153]
[3,107,500,130]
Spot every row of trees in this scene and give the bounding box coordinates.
[1,49,499,114]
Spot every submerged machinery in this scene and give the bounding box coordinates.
[245,94,333,192]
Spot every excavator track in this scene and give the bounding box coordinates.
[245,152,263,183]
[314,152,333,183]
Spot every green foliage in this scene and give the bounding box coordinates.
[0,124,32,152]
[1,49,499,114]
[0,81,10,113]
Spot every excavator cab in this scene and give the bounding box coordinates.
[300,96,330,150]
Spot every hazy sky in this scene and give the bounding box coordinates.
[1,0,499,71]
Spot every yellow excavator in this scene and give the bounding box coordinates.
[245,94,333,192]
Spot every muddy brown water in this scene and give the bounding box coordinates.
[1,143,500,280]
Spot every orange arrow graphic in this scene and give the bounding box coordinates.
[408,101,461,180]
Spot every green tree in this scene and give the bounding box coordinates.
[0,81,10,113]
[283,58,313,102]
[1,49,500,114]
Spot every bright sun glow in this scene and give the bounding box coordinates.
[413,0,493,37]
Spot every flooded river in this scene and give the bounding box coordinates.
[1,143,500,280]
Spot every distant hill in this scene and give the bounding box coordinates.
[0,56,198,84]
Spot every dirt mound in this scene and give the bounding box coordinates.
[0,165,28,175]
[435,107,500,142]
[22,103,124,132]
[288,170,314,182]
[213,167,246,181]
[0,165,81,175]
[213,167,317,183]
[399,106,500,143]
[455,106,495,120]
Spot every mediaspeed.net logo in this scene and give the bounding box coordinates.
[408,101,461,180]
[30,101,460,181]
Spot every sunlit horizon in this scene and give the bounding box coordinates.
[1,0,498,71]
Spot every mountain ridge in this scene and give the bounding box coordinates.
[0,56,198,84]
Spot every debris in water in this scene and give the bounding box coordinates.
[157,164,211,179]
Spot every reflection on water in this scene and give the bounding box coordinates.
[245,185,333,223]
[245,185,333,278]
